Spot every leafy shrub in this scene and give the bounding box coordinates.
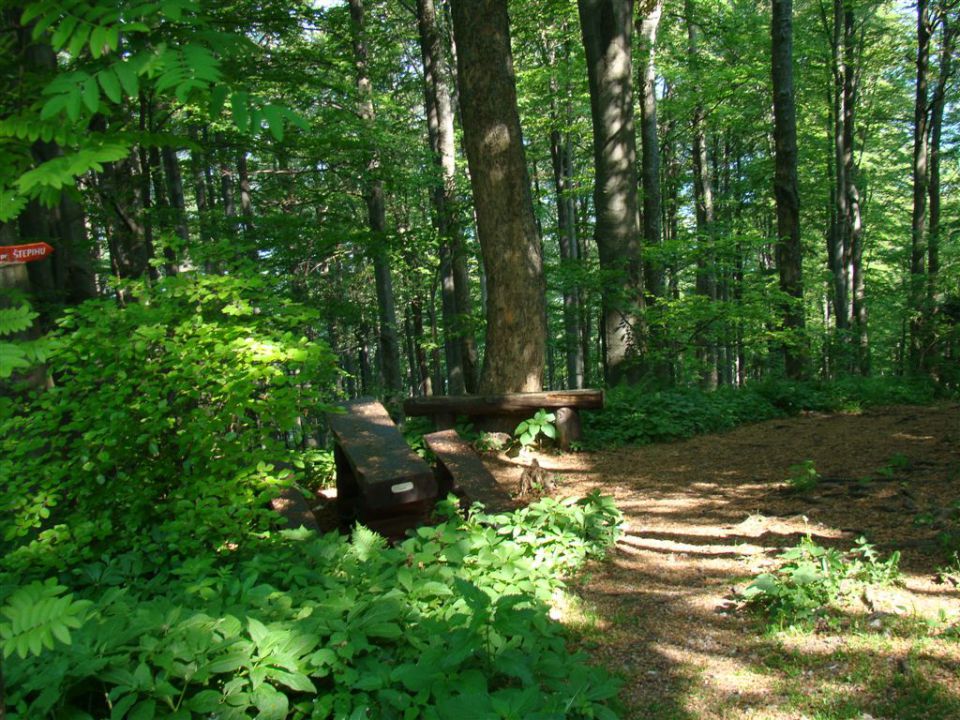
[582,377,951,450]
[741,536,902,628]
[3,495,623,719]
[582,385,784,449]
[1,274,339,568]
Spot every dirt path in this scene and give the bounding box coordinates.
[486,404,960,719]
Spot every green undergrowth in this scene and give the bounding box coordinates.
[740,535,902,629]
[3,496,623,719]
[1,275,624,718]
[580,376,946,449]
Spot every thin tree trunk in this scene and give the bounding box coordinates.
[927,11,955,305]
[686,0,718,388]
[237,150,255,254]
[910,0,931,372]
[550,126,585,389]
[843,8,867,373]
[450,0,547,393]
[578,0,645,385]
[771,0,806,380]
[418,0,466,394]
[349,0,404,398]
[161,145,190,260]
[637,0,663,300]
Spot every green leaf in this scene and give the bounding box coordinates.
[81,75,100,113]
[247,617,269,647]
[210,84,230,117]
[540,424,557,439]
[252,684,288,720]
[0,189,28,222]
[266,670,315,693]
[129,699,156,720]
[98,69,123,104]
[0,342,30,378]
[187,690,223,713]
[231,92,250,132]
[263,105,284,141]
[0,304,38,334]
[114,62,140,98]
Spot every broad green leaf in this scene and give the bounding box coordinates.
[113,62,139,98]
[98,69,123,104]
[231,92,249,132]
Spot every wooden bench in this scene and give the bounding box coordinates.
[424,429,515,513]
[404,389,604,450]
[326,397,437,534]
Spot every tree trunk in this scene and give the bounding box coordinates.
[927,11,955,309]
[828,0,850,340]
[547,38,585,390]
[910,0,930,372]
[550,126,585,390]
[188,127,212,247]
[771,0,806,380]
[841,8,867,374]
[237,150,255,254]
[418,0,467,394]
[578,0,644,385]
[449,0,547,393]
[637,0,663,301]
[99,150,154,281]
[349,0,404,398]
[161,144,190,259]
[686,0,718,389]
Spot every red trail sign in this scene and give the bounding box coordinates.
[0,242,54,264]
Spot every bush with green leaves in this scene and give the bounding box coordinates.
[581,377,951,450]
[741,536,902,628]
[0,298,56,378]
[3,495,623,719]
[1,273,338,568]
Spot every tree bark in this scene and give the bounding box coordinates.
[349,0,404,398]
[546,37,585,390]
[910,0,931,372]
[418,0,467,394]
[927,9,955,306]
[637,0,663,301]
[771,0,806,379]
[578,0,644,385]
[449,0,547,393]
[686,0,718,388]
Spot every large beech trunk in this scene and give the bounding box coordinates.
[771,0,806,379]
[578,0,644,385]
[449,0,547,393]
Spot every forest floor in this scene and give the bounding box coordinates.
[483,403,960,720]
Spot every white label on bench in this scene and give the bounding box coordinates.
[391,481,414,494]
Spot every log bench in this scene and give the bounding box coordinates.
[326,397,437,534]
[403,389,604,450]
[424,429,515,513]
